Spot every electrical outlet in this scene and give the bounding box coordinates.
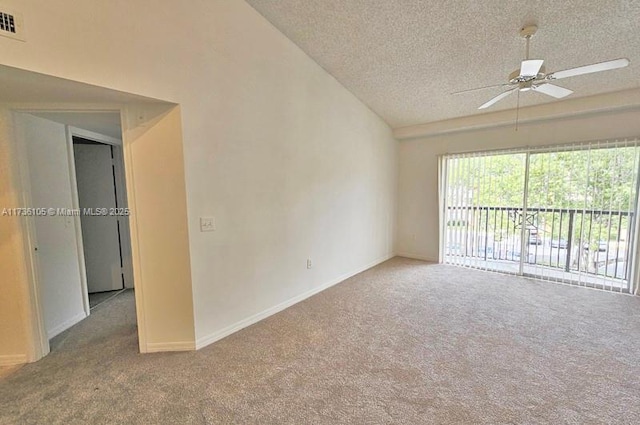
[200,216,216,232]
[307,258,312,269]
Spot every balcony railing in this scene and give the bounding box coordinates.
[445,206,634,283]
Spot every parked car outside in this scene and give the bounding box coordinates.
[583,241,608,252]
[551,239,568,249]
[528,233,543,245]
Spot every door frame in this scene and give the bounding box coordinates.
[11,106,147,361]
[68,126,127,312]
[439,141,640,295]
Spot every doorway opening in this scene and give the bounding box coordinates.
[72,136,133,310]
[441,139,640,294]
[15,111,136,347]
[1,63,196,363]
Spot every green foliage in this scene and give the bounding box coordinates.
[446,153,526,207]
[446,146,639,254]
[447,146,638,211]
[527,147,638,211]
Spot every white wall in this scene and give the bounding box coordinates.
[0,108,33,365]
[15,113,86,338]
[0,0,397,352]
[397,106,640,262]
[121,105,196,351]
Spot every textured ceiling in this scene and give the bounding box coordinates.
[245,0,640,128]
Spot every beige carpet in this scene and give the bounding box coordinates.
[1,257,640,424]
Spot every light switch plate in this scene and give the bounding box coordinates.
[200,216,216,232]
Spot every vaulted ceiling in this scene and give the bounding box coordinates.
[245,0,640,129]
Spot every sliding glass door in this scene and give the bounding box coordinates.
[441,140,640,293]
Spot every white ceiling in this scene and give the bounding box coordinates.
[0,65,161,105]
[245,0,640,128]
[0,65,168,139]
[31,112,122,139]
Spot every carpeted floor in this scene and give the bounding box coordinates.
[1,257,640,424]
[88,289,126,309]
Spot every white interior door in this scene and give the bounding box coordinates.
[16,113,87,338]
[73,142,123,293]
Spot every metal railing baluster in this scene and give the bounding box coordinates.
[444,206,632,290]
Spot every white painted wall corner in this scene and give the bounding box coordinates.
[395,252,439,263]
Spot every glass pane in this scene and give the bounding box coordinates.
[442,142,639,293]
[444,152,527,273]
[524,145,639,291]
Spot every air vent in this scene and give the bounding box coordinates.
[0,8,25,41]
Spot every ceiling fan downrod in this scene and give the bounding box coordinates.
[520,25,539,61]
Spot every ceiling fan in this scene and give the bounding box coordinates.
[454,25,630,110]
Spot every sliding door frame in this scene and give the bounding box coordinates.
[439,138,640,295]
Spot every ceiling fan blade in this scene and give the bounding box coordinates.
[550,58,630,80]
[478,88,517,109]
[533,84,573,98]
[520,59,544,77]
[451,83,513,95]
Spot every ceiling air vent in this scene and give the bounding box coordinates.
[0,8,25,41]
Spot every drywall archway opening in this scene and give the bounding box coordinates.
[0,65,195,365]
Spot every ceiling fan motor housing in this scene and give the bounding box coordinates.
[509,66,546,84]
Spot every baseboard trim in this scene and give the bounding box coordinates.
[145,341,196,353]
[196,253,395,350]
[47,311,87,339]
[0,354,27,366]
[396,252,439,262]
